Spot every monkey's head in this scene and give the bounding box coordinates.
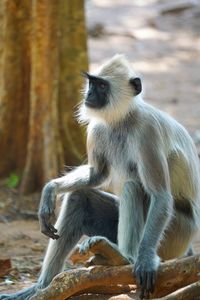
[79,54,142,124]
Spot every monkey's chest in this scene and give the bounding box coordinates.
[105,136,138,180]
[108,151,138,195]
[94,125,138,183]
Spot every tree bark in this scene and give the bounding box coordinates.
[75,285,135,296]
[155,280,200,300]
[30,252,200,300]
[20,0,63,193]
[0,0,88,193]
[58,0,88,165]
[0,0,31,177]
[30,255,200,300]
[69,240,200,299]
[20,0,88,193]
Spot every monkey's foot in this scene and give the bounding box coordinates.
[0,296,10,300]
[0,284,38,300]
[0,293,30,300]
[78,236,108,255]
[77,236,129,266]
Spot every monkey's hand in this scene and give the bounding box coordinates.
[134,250,160,299]
[38,181,59,240]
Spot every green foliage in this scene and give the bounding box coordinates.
[6,173,20,188]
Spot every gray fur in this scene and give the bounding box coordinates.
[2,54,200,299]
[118,182,146,261]
[38,189,118,286]
[0,189,118,300]
[79,54,200,297]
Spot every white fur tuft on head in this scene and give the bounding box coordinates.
[96,54,135,79]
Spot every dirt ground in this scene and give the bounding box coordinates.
[1,0,200,298]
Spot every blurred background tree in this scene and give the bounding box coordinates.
[0,0,88,194]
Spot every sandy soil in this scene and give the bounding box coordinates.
[1,0,200,298]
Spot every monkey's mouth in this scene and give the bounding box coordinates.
[85,100,97,108]
[85,100,105,109]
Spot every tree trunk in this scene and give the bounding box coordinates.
[0,0,31,177]
[58,0,88,165]
[0,0,88,194]
[20,0,63,193]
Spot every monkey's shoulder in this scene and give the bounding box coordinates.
[137,103,192,142]
[139,103,186,133]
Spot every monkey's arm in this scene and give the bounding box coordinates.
[39,155,109,239]
[135,136,173,297]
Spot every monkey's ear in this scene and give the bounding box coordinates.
[81,71,90,79]
[129,77,142,95]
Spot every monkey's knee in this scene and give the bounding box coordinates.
[66,189,89,213]
[60,189,92,230]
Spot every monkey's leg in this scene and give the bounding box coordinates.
[158,206,197,260]
[0,193,82,300]
[0,189,118,300]
[117,181,147,262]
[39,188,119,287]
[78,182,147,264]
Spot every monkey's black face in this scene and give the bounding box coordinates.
[83,72,110,109]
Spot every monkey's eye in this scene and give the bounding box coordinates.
[99,82,106,89]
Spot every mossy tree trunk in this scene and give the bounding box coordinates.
[0,0,88,194]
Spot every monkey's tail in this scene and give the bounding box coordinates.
[0,284,37,300]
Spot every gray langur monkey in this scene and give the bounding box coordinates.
[1,54,200,300]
